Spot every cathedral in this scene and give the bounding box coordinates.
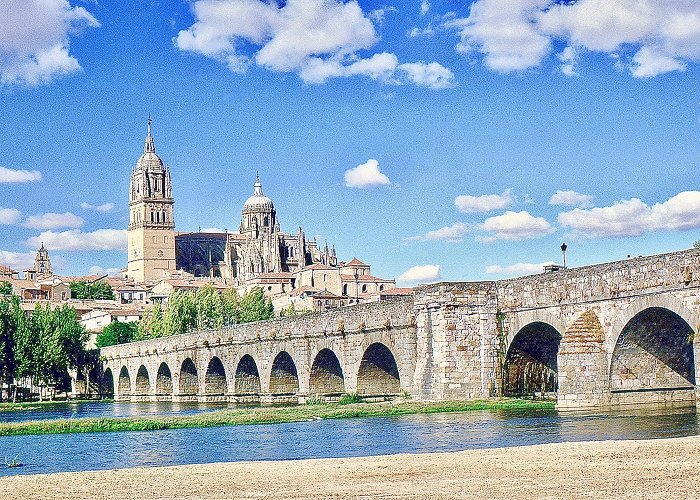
[126,120,396,301]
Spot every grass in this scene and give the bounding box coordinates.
[0,399,554,436]
[0,399,113,412]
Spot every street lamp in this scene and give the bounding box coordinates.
[561,242,568,269]
[353,268,359,304]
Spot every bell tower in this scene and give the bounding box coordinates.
[126,118,176,282]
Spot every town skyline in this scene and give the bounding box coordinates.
[1,0,700,284]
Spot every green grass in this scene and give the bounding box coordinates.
[0,399,113,412]
[0,399,554,436]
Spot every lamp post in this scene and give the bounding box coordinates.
[353,268,359,304]
[561,242,568,269]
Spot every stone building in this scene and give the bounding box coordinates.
[24,243,53,281]
[125,119,396,307]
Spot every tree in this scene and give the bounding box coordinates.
[0,298,16,401]
[195,285,223,330]
[163,290,196,336]
[0,281,12,295]
[239,287,274,323]
[221,288,240,326]
[69,280,115,300]
[96,321,138,348]
[138,303,165,340]
[694,240,700,250]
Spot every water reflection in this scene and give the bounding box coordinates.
[0,405,698,477]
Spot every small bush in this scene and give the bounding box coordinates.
[338,393,362,405]
[305,397,324,406]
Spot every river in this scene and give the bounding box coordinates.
[0,403,697,477]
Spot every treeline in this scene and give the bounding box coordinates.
[0,295,88,401]
[69,281,115,300]
[98,286,275,347]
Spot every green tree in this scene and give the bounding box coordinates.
[163,290,196,336]
[138,303,165,340]
[195,284,224,330]
[694,240,700,249]
[221,288,240,326]
[0,298,16,401]
[96,321,138,348]
[69,280,115,300]
[239,288,274,323]
[0,281,12,295]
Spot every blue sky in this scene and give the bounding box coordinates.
[1,0,700,284]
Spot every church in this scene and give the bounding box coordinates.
[126,120,397,303]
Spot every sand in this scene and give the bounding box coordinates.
[1,436,699,499]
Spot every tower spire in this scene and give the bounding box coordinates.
[254,172,263,196]
[144,115,156,154]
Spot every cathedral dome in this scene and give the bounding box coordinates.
[243,176,274,212]
[135,118,164,172]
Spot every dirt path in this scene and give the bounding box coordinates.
[2,436,699,499]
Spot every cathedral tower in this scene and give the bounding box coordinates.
[127,118,175,282]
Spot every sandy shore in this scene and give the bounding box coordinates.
[2,436,699,499]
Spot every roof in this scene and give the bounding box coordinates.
[243,177,274,212]
[302,263,336,271]
[312,289,344,300]
[344,258,369,267]
[340,274,395,283]
[379,288,414,296]
[289,285,320,297]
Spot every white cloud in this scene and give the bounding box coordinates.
[421,1,430,16]
[455,189,515,213]
[344,159,391,188]
[558,191,700,238]
[406,222,470,243]
[397,264,441,284]
[175,0,455,88]
[549,190,593,208]
[23,212,84,230]
[0,207,22,225]
[480,210,554,241]
[0,0,99,86]
[485,261,556,277]
[200,227,226,233]
[447,0,700,77]
[25,229,128,251]
[0,250,36,271]
[408,25,436,38]
[80,202,115,213]
[89,265,123,277]
[0,166,42,183]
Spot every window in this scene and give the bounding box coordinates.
[362,284,367,293]
[151,211,154,222]
[343,284,348,295]
[264,216,269,226]
[164,236,168,243]
[379,285,384,291]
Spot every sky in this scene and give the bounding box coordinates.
[1,0,700,285]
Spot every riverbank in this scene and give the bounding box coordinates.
[0,399,112,412]
[0,398,553,436]
[1,435,698,498]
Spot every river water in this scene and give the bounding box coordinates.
[0,403,698,477]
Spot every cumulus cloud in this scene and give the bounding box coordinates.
[0,166,42,183]
[0,250,36,270]
[447,0,700,77]
[421,1,430,16]
[89,265,123,277]
[549,190,594,208]
[397,264,441,284]
[175,0,454,88]
[0,0,99,86]
[26,229,127,251]
[455,189,515,213]
[23,212,84,230]
[558,191,700,238]
[406,222,470,243]
[480,210,554,242]
[0,207,22,225]
[344,159,391,188]
[80,202,115,213]
[485,261,556,277]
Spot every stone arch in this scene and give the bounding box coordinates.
[503,321,562,397]
[179,358,199,396]
[234,354,261,395]
[610,307,696,397]
[135,365,150,395]
[309,348,344,397]
[269,351,299,395]
[205,356,228,395]
[118,366,130,396]
[101,367,114,397]
[156,362,173,396]
[357,342,400,396]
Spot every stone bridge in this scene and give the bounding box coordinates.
[101,248,700,410]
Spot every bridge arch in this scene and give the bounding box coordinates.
[135,365,151,395]
[503,321,562,397]
[234,354,261,396]
[179,358,199,396]
[609,306,696,401]
[205,356,228,395]
[118,366,131,396]
[101,367,114,397]
[269,351,299,395]
[357,342,400,397]
[309,348,345,397]
[156,362,173,397]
